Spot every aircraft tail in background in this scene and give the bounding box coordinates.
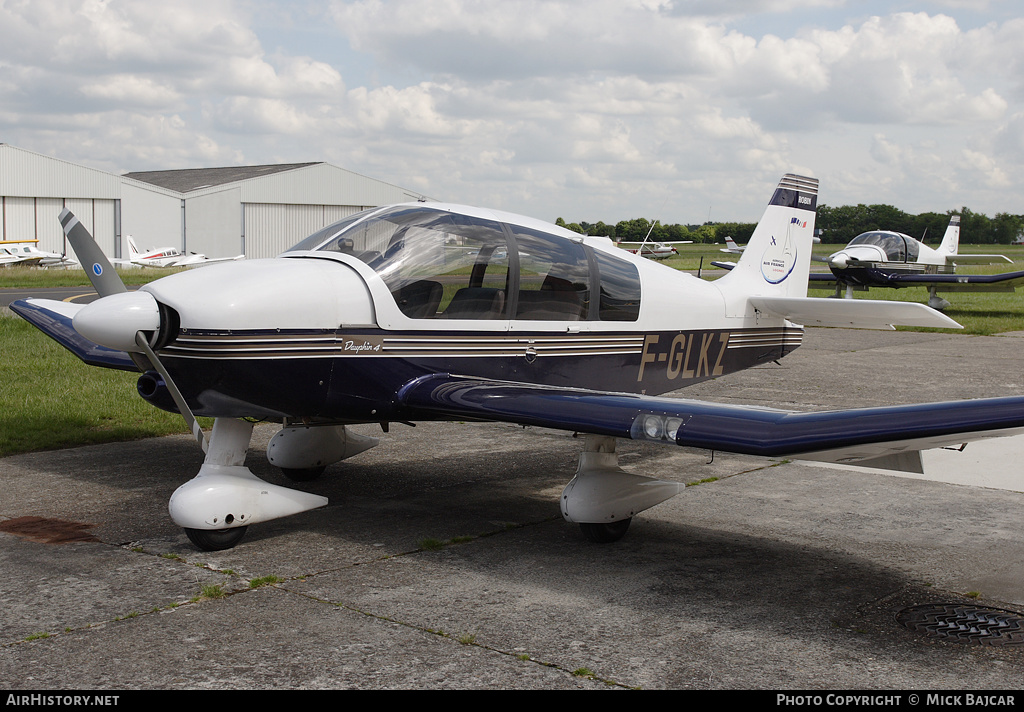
[938,215,961,255]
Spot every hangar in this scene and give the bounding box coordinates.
[0,144,428,262]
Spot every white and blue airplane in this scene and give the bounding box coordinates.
[13,175,1024,551]
[810,216,1024,309]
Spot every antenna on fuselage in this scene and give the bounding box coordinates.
[639,218,660,252]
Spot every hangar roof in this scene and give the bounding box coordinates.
[124,163,321,193]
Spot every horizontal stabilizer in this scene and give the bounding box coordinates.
[749,296,961,330]
[945,254,1014,265]
[9,298,138,371]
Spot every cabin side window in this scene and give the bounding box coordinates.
[593,250,641,321]
[507,225,590,321]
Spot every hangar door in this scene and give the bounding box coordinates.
[2,197,117,257]
[243,203,372,259]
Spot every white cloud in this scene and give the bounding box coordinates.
[1,0,1023,221]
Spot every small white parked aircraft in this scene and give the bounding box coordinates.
[125,235,244,268]
[720,236,745,254]
[615,219,692,259]
[0,240,77,268]
[13,175,1024,551]
[810,216,1024,309]
[616,240,692,259]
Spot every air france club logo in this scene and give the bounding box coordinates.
[760,217,803,284]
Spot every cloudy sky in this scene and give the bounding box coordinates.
[2,0,1023,225]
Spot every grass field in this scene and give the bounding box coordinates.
[0,313,195,457]
[0,264,187,288]
[2,246,1022,456]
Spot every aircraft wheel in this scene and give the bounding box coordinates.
[185,526,248,551]
[280,465,326,482]
[579,518,631,543]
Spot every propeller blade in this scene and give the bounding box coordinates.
[59,209,126,297]
[134,331,209,453]
[58,210,207,452]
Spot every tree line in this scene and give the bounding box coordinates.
[556,206,1024,245]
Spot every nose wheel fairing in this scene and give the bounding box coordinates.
[169,418,328,547]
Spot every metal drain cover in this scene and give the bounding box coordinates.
[897,603,1024,646]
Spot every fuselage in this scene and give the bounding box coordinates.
[124,203,801,421]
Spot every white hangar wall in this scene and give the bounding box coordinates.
[242,203,367,259]
[184,188,241,259]
[187,163,421,259]
[119,181,182,257]
[0,145,121,255]
[1,145,429,262]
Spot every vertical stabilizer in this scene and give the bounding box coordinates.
[938,215,961,256]
[717,174,818,306]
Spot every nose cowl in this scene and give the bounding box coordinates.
[73,291,161,352]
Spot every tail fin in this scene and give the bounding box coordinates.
[938,215,960,256]
[126,235,140,259]
[716,174,818,307]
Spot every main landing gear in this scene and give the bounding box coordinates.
[560,434,684,543]
[171,423,682,551]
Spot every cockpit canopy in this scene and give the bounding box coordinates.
[286,205,642,321]
[847,231,921,263]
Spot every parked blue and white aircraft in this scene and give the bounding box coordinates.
[13,175,1024,551]
[810,216,1024,309]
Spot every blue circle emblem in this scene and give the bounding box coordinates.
[92,263,103,277]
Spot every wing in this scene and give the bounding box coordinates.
[397,374,1024,466]
[174,254,245,267]
[807,271,839,289]
[9,298,138,371]
[806,269,1024,294]
[892,269,1024,292]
